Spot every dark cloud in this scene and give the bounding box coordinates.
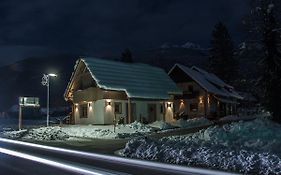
[0,0,249,65]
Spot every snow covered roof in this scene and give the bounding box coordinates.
[65,58,182,100]
[168,64,243,99]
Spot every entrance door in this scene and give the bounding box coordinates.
[148,104,157,123]
[126,103,136,123]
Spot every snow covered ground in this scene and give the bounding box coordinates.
[1,121,154,141]
[172,117,213,128]
[0,117,214,141]
[120,117,281,175]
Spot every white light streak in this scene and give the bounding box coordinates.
[0,147,107,175]
[0,138,236,175]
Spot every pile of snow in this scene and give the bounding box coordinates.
[2,129,28,139]
[125,121,153,132]
[2,127,69,141]
[219,115,256,122]
[24,127,69,140]
[120,118,281,174]
[1,121,153,141]
[173,117,213,129]
[61,125,116,139]
[149,120,175,130]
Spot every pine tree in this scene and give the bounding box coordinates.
[120,48,133,63]
[209,22,238,84]
[258,0,281,122]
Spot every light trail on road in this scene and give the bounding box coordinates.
[0,137,238,175]
[0,147,117,175]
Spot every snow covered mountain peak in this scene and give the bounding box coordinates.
[160,41,203,50]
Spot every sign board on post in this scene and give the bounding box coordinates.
[18,97,40,130]
[19,97,40,107]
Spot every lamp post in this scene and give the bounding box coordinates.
[42,73,57,127]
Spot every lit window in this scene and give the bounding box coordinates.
[115,102,122,114]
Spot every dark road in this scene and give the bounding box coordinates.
[0,138,236,175]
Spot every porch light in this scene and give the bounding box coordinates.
[88,102,92,108]
[199,97,203,104]
[74,103,78,112]
[106,100,111,106]
[167,102,172,108]
[88,102,93,111]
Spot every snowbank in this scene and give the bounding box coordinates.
[2,127,69,141]
[149,120,175,130]
[120,118,281,174]
[173,117,213,129]
[1,121,153,141]
[219,115,256,122]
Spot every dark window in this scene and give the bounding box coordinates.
[115,102,122,114]
[80,104,88,118]
[188,85,193,92]
[160,104,164,114]
[190,103,198,112]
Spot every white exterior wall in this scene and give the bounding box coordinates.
[74,103,95,124]
[93,100,105,124]
[134,101,147,121]
[164,102,174,122]
[74,99,175,125]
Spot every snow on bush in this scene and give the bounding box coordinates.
[175,117,213,129]
[120,118,281,174]
[149,120,175,130]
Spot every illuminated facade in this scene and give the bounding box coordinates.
[64,58,182,124]
[169,64,243,119]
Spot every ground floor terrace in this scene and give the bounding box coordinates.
[173,93,238,119]
[71,99,175,125]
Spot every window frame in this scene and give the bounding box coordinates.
[190,103,198,112]
[114,102,122,114]
[80,104,88,118]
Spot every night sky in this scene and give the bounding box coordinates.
[0,0,249,66]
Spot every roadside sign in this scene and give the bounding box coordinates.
[19,97,40,107]
[18,97,40,130]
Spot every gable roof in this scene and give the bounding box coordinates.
[168,64,243,99]
[65,57,182,100]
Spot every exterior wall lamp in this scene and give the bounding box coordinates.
[199,97,203,104]
[167,102,172,108]
[88,102,92,108]
[106,101,111,106]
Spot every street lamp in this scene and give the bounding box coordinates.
[41,73,57,127]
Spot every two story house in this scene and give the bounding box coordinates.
[168,64,243,119]
[64,58,182,124]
